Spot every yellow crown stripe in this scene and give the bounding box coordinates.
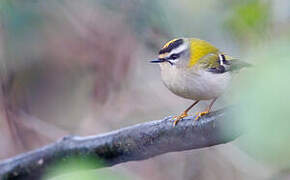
[188,39,219,67]
[162,38,179,49]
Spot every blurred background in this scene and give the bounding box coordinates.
[1,0,290,179]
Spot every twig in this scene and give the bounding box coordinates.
[0,108,242,179]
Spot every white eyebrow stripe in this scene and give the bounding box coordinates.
[168,43,187,57]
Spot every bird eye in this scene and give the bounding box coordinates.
[170,54,180,60]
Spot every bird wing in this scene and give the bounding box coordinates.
[198,52,251,73]
[198,52,220,69]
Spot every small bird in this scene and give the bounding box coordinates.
[151,38,250,126]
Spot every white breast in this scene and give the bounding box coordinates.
[159,63,231,100]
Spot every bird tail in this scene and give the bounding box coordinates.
[228,59,252,72]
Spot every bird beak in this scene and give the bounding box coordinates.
[150,59,165,63]
[150,58,173,65]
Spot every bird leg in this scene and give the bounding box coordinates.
[195,98,217,121]
[173,100,199,126]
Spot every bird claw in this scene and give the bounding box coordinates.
[195,111,209,121]
[173,112,188,126]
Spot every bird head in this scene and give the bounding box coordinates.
[150,38,219,69]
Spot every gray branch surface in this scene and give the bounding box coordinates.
[0,108,242,179]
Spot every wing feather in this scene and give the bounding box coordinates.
[198,53,251,73]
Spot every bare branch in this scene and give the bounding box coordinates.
[0,108,242,179]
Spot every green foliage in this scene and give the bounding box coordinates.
[235,39,290,168]
[0,1,43,34]
[224,0,271,43]
[42,156,130,180]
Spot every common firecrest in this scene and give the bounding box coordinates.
[151,38,250,126]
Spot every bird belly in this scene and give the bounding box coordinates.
[161,67,231,100]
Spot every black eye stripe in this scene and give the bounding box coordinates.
[169,53,180,60]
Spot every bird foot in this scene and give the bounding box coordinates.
[173,112,188,126]
[195,111,209,121]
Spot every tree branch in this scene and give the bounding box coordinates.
[0,108,242,179]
